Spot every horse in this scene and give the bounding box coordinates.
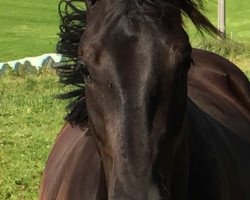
[39,0,250,199]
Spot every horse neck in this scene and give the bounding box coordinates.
[152,68,190,198]
[152,112,189,199]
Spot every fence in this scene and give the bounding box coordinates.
[218,0,226,36]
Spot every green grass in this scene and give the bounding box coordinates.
[183,0,250,75]
[0,0,59,62]
[185,0,250,43]
[0,75,68,199]
[0,0,250,62]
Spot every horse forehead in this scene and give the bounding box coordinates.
[86,0,122,28]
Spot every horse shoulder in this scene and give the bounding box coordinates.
[188,48,250,140]
[39,123,101,200]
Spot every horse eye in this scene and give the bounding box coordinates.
[78,60,91,83]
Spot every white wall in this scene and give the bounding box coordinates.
[0,53,62,69]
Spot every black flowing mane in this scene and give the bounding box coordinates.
[56,0,220,126]
[56,0,88,126]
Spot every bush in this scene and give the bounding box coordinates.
[13,61,38,77]
[0,63,13,76]
[39,56,56,75]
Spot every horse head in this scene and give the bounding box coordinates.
[78,1,193,199]
[39,1,250,199]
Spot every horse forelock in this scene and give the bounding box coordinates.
[124,0,220,35]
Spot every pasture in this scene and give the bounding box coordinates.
[0,0,249,199]
[0,0,59,62]
[0,0,250,62]
[0,75,67,199]
[185,0,250,43]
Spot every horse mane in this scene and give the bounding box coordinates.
[56,0,88,126]
[177,0,221,35]
[56,0,220,126]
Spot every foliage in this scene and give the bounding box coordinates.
[13,61,38,77]
[0,64,13,76]
[1,60,57,77]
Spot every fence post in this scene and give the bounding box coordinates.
[218,0,226,37]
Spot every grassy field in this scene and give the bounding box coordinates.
[0,0,250,62]
[0,75,67,199]
[184,0,250,72]
[185,0,250,43]
[0,0,59,62]
[0,0,249,199]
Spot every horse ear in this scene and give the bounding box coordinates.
[85,0,96,10]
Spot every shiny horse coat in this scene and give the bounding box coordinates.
[40,50,250,200]
[40,0,250,199]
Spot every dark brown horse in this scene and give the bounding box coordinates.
[40,0,250,199]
